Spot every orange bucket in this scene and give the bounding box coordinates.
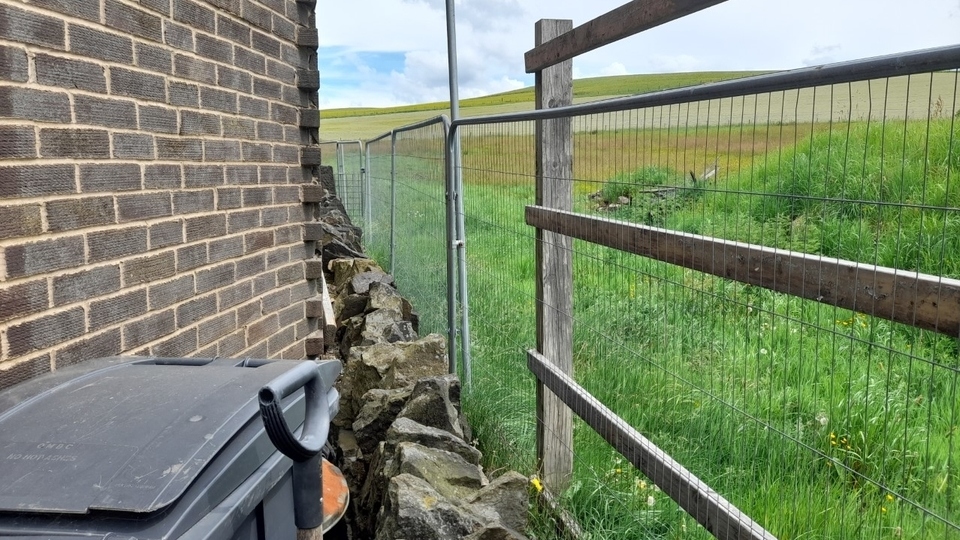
[321,458,349,533]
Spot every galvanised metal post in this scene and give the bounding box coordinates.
[363,142,372,243]
[389,132,397,276]
[445,0,470,384]
[444,122,458,376]
[335,142,345,196]
[452,123,471,388]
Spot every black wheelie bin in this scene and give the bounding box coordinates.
[0,356,341,540]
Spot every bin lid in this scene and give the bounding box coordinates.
[0,357,308,515]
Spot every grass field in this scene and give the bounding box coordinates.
[342,71,960,539]
[320,71,768,140]
[320,71,959,141]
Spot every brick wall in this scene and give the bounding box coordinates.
[0,0,324,390]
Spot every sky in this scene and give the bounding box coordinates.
[318,0,960,109]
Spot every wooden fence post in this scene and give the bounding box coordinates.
[534,18,574,491]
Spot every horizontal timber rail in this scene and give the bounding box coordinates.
[524,0,727,73]
[525,206,960,339]
[455,44,960,127]
[527,349,778,540]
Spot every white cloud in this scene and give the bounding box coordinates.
[802,44,842,67]
[599,62,628,77]
[318,0,960,107]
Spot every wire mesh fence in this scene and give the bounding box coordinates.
[462,70,959,538]
[353,60,959,539]
[361,123,451,338]
[363,135,393,264]
[319,140,365,220]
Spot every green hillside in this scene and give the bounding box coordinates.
[321,71,769,119]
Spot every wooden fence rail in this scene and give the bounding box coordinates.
[526,205,960,339]
[528,349,778,540]
[524,0,728,73]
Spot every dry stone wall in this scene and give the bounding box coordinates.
[321,250,531,539]
[0,0,325,389]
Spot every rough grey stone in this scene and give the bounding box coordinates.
[387,417,482,466]
[337,334,447,425]
[367,280,403,312]
[330,258,382,291]
[397,375,464,439]
[466,472,530,531]
[351,270,394,295]
[387,320,417,343]
[353,387,412,456]
[322,239,364,263]
[362,309,416,345]
[395,442,485,501]
[375,473,482,540]
[334,293,367,323]
[464,526,530,540]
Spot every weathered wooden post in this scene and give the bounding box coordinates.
[534,18,574,491]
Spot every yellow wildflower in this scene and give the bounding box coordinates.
[530,476,543,493]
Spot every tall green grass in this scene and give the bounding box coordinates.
[368,115,960,539]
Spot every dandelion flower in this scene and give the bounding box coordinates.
[881,506,887,513]
[759,348,768,355]
[886,494,895,502]
[530,477,543,493]
[647,495,656,507]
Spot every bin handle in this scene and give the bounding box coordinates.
[258,362,329,462]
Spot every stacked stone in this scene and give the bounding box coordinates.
[303,245,531,538]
